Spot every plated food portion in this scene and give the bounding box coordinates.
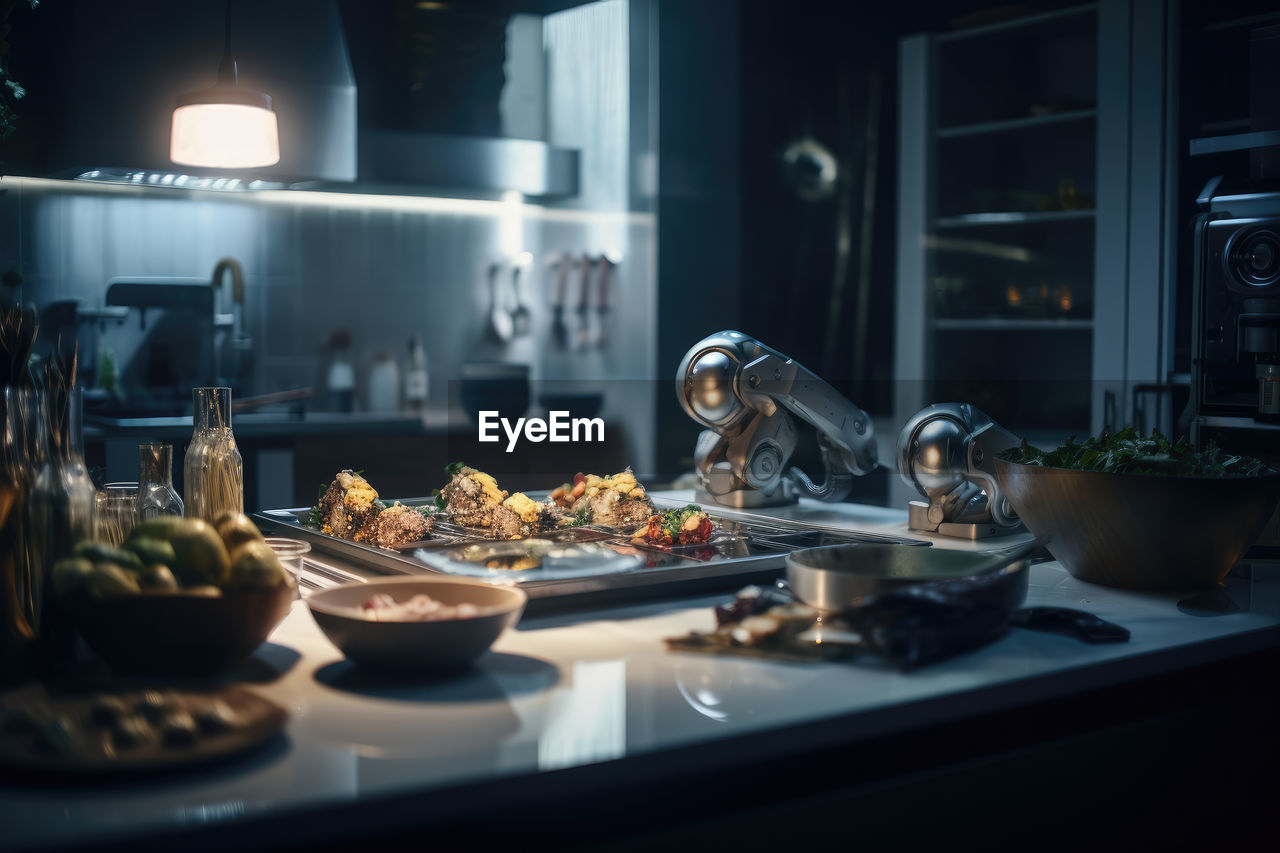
[438,464,561,537]
[635,505,713,546]
[310,469,433,549]
[550,469,655,528]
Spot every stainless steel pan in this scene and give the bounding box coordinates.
[785,537,1046,612]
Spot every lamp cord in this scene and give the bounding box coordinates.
[217,0,237,86]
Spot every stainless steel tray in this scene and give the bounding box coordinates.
[253,496,929,608]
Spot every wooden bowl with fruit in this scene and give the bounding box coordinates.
[53,513,297,676]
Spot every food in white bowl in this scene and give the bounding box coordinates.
[358,592,497,622]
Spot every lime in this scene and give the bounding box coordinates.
[74,541,143,572]
[168,520,231,587]
[226,540,287,590]
[125,537,176,569]
[52,557,94,598]
[214,512,264,552]
[127,515,186,544]
[137,564,179,592]
[84,563,141,598]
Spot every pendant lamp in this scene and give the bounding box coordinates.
[170,0,280,169]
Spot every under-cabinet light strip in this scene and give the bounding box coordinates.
[2,176,654,226]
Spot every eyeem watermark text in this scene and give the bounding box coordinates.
[478,411,605,452]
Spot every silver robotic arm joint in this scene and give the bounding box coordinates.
[678,331,878,508]
[896,403,1023,539]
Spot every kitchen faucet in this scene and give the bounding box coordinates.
[212,257,252,388]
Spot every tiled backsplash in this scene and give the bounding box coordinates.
[0,178,657,471]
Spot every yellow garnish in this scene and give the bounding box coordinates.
[337,470,378,510]
[465,467,508,505]
[502,492,542,524]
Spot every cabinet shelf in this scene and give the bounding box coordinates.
[1188,129,1280,157]
[937,109,1096,139]
[932,318,1093,331]
[935,3,1096,44]
[935,210,1095,228]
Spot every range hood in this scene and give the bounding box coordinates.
[49,0,356,184]
[37,0,579,198]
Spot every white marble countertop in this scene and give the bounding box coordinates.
[4,496,1279,850]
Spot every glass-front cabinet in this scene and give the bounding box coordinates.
[893,1,1174,484]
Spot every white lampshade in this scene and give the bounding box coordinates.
[170,100,280,169]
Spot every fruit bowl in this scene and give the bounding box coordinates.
[995,457,1280,590]
[53,513,298,676]
[62,581,296,676]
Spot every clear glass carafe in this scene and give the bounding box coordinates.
[29,385,96,665]
[184,387,243,522]
[138,443,183,520]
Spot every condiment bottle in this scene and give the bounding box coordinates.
[326,330,355,413]
[404,336,429,412]
[368,352,400,413]
[184,387,243,522]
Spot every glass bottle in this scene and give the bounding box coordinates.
[29,385,96,666]
[1,385,39,681]
[404,335,429,412]
[184,387,243,522]
[138,443,183,520]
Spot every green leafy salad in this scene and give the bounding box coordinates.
[999,428,1272,477]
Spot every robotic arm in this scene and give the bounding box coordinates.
[896,403,1022,538]
[677,331,879,507]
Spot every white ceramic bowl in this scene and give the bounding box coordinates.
[306,577,526,672]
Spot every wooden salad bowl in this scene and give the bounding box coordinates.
[995,458,1280,590]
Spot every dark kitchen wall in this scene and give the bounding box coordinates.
[652,0,742,477]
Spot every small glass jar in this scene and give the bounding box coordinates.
[184,387,244,523]
[138,442,183,520]
[94,482,139,546]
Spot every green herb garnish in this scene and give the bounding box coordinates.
[1000,429,1271,477]
[565,504,594,527]
[662,504,706,540]
[436,462,470,510]
[305,482,328,529]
